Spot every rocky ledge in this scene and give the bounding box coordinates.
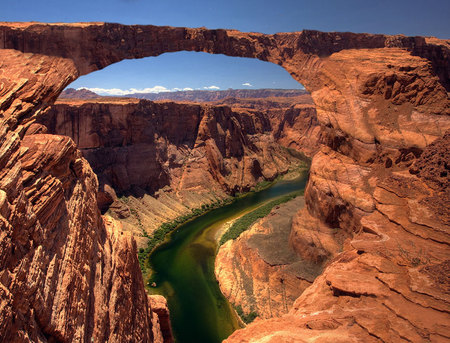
[227,133,450,342]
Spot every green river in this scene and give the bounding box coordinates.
[148,174,308,343]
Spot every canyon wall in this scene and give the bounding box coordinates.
[224,37,450,343]
[44,98,306,197]
[215,196,334,320]
[213,94,320,157]
[40,97,312,242]
[0,126,162,341]
[0,22,449,342]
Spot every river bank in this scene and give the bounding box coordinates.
[138,163,309,279]
[146,172,308,343]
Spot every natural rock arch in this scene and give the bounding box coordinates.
[0,22,449,342]
[1,23,449,153]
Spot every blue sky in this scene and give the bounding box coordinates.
[2,0,449,94]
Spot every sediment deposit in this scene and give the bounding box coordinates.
[0,22,449,342]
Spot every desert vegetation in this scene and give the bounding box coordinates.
[138,197,234,274]
[219,190,303,246]
[234,304,258,324]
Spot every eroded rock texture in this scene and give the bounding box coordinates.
[214,94,320,157]
[148,295,174,343]
[223,36,450,343]
[0,22,449,342]
[0,130,159,342]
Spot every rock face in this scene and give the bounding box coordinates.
[213,94,320,157]
[216,197,334,320]
[45,98,299,197]
[0,22,449,343]
[271,103,319,157]
[0,130,159,341]
[224,40,450,343]
[148,295,174,343]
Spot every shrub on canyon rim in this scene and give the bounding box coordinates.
[235,305,258,324]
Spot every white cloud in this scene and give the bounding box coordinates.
[172,87,194,92]
[203,85,220,90]
[78,86,199,95]
[131,86,170,93]
[242,82,253,87]
[77,87,129,96]
[78,86,171,95]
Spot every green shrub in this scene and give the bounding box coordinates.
[220,191,303,246]
[234,304,258,324]
[138,198,232,275]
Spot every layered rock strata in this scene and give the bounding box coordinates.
[45,98,303,197]
[0,22,449,342]
[0,131,160,341]
[224,39,450,343]
[148,295,174,343]
[214,95,320,157]
[227,133,450,342]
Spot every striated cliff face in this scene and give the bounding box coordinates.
[0,130,160,341]
[213,94,320,157]
[227,133,450,342]
[215,197,328,320]
[225,44,450,343]
[0,22,449,342]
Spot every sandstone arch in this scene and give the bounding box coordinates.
[1,23,449,155]
[0,22,449,342]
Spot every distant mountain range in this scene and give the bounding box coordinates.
[59,88,100,99]
[59,88,308,102]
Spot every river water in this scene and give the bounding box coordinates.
[148,174,308,342]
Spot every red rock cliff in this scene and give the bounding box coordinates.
[0,22,449,342]
[0,131,161,342]
[43,98,298,197]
